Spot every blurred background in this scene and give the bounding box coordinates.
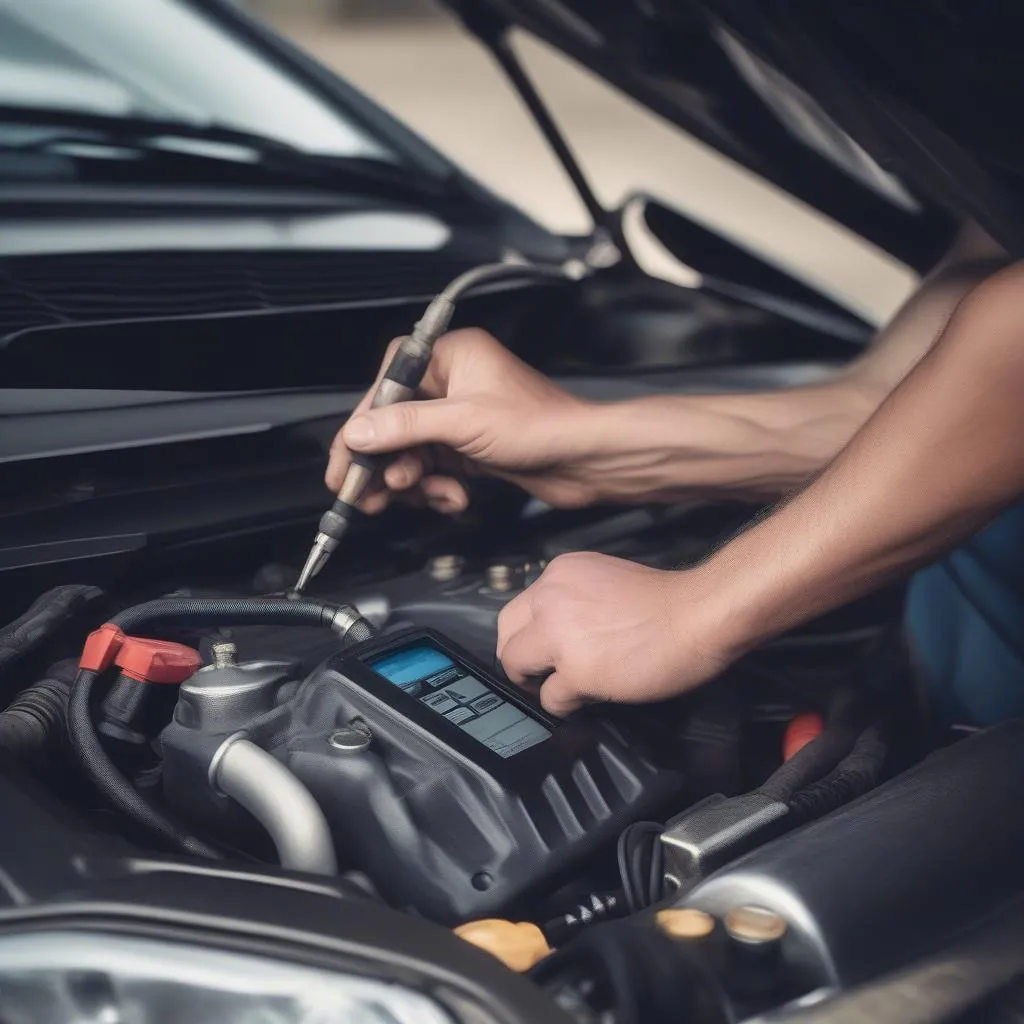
[243,0,915,326]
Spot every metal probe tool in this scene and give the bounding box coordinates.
[293,260,570,595]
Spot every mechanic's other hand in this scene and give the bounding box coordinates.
[496,552,735,716]
[325,329,597,515]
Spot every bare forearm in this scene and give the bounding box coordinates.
[580,382,875,502]
[697,263,1024,656]
[842,223,1008,393]
[575,227,1006,506]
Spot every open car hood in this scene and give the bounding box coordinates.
[443,0,1024,270]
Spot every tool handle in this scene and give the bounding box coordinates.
[341,344,427,479]
[347,452,378,473]
[382,344,431,393]
[331,341,431,517]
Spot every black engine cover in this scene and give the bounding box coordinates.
[161,629,685,923]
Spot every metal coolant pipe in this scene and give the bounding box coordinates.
[210,735,337,876]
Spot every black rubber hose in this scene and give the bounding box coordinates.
[756,720,861,804]
[787,725,889,824]
[0,661,77,762]
[68,596,373,859]
[0,585,104,673]
[0,679,68,756]
[70,668,222,858]
[108,596,350,633]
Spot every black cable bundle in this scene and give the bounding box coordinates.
[616,820,665,914]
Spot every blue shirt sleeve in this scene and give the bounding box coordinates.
[906,502,1024,726]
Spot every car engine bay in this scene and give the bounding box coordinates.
[3,467,1024,1023]
[4,0,1024,1013]
[1,254,1022,1024]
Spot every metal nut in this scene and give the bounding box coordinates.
[428,554,464,582]
[211,642,237,669]
[487,564,513,592]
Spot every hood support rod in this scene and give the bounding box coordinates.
[455,5,626,254]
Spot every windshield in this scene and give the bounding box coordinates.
[0,0,392,160]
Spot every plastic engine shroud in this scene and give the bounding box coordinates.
[160,628,686,923]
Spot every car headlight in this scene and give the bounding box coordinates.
[0,931,454,1024]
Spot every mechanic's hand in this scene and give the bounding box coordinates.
[496,552,737,716]
[326,329,598,514]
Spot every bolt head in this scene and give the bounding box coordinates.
[210,642,237,669]
[428,554,464,582]
[487,563,513,592]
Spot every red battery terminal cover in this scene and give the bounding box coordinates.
[80,623,201,683]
